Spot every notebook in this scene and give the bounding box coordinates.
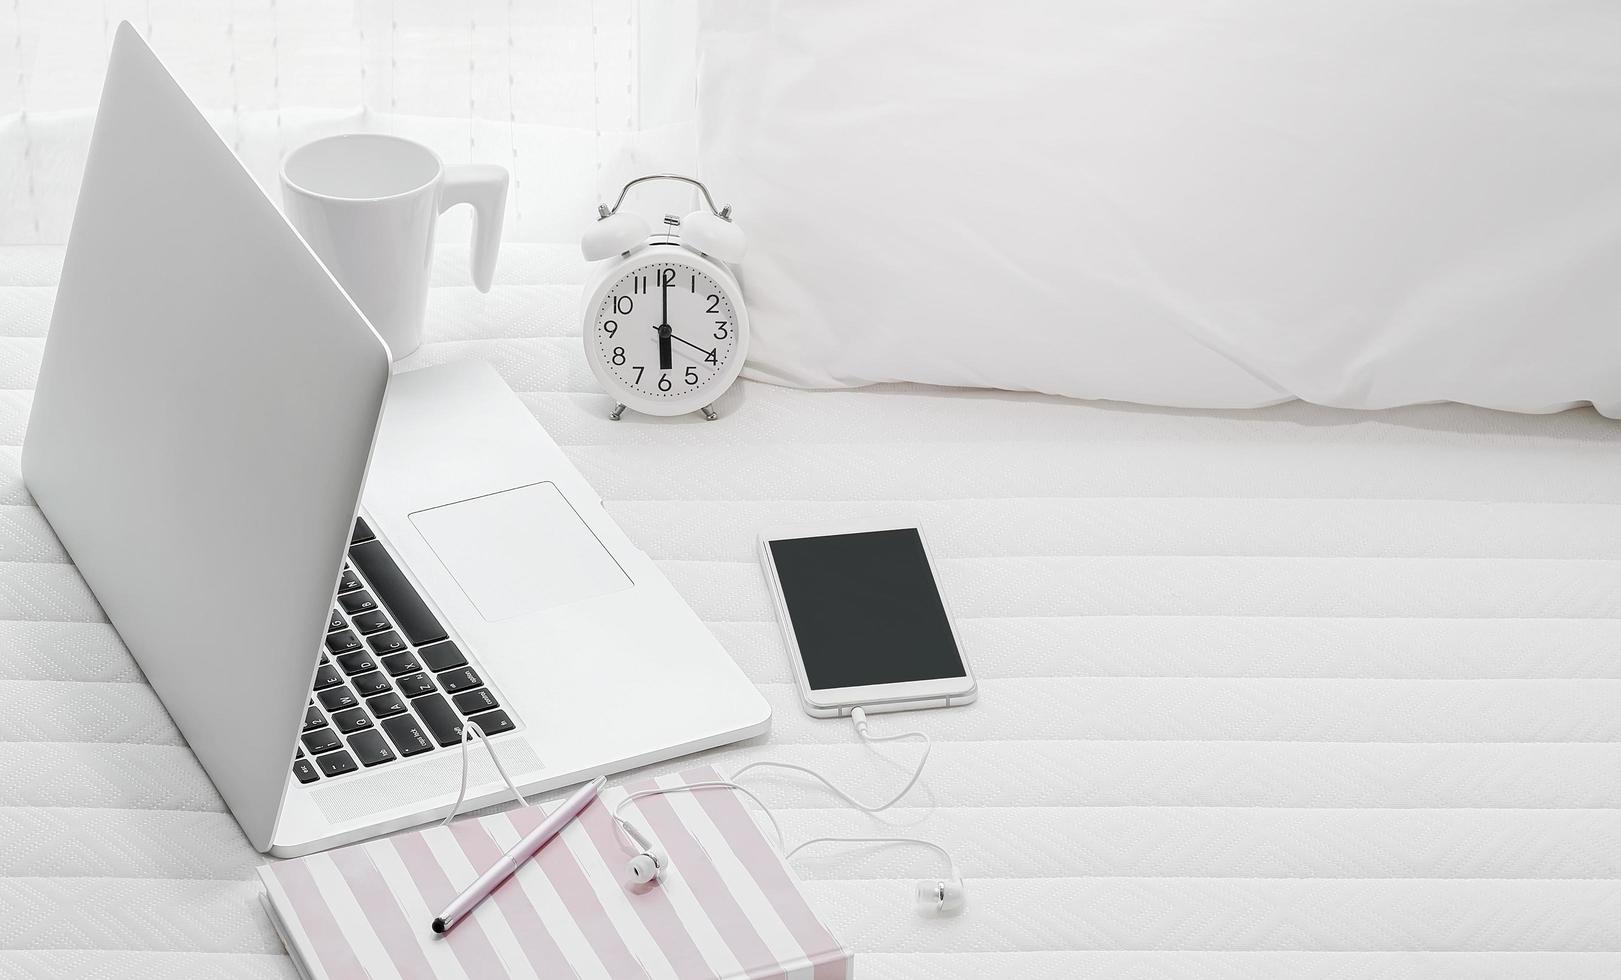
[258,765,852,980]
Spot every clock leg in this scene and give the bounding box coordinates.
[700,404,719,421]
[609,403,626,421]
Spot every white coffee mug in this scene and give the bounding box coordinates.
[280,134,507,359]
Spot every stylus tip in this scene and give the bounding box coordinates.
[431,917,447,934]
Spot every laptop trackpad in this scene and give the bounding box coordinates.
[409,482,632,621]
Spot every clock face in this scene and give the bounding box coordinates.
[590,258,741,407]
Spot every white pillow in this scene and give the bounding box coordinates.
[698,1,1621,416]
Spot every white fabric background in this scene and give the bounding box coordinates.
[1,0,701,246]
[3,242,1621,977]
[700,1,1621,418]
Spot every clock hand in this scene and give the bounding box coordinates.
[670,332,716,359]
[657,274,674,370]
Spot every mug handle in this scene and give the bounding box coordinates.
[439,165,510,293]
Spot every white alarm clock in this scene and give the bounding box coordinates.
[580,175,749,420]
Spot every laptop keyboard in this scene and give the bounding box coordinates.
[292,517,516,785]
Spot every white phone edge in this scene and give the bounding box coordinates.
[757,521,978,720]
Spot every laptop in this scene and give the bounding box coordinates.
[22,24,770,857]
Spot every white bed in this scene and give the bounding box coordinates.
[3,243,1619,979]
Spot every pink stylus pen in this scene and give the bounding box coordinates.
[431,775,606,934]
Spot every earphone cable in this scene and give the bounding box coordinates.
[611,779,787,855]
[440,722,531,827]
[785,835,955,877]
[442,705,950,889]
[728,707,931,814]
[612,708,938,862]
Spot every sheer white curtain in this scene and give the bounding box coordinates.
[0,0,698,244]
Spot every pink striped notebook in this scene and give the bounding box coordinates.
[258,765,851,980]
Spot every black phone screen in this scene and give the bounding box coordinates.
[768,528,966,691]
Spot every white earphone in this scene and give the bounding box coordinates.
[436,708,967,918]
[611,707,967,917]
[618,819,669,885]
[918,875,968,916]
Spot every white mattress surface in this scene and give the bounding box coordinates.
[2,244,1620,979]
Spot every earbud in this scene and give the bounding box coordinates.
[627,846,669,884]
[618,817,668,884]
[915,871,967,916]
[582,210,651,261]
[679,209,746,263]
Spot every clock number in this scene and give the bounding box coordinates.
[632,365,644,384]
[657,268,676,287]
[602,319,617,337]
[714,321,729,340]
[631,275,647,294]
[611,346,626,365]
[706,295,721,314]
[705,348,718,365]
[685,365,699,386]
[613,295,633,315]
[658,373,672,392]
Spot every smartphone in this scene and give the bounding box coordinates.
[759,522,976,717]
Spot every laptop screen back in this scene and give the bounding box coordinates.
[21,24,390,852]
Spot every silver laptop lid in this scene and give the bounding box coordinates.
[22,24,390,852]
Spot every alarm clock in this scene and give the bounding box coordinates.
[580,175,749,421]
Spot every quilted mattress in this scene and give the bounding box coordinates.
[3,243,1620,979]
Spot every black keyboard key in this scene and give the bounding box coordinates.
[467,709,514,737]
[453,688,499,715]
[351,517,375,544]
[381,713,434,757]
[348,729,396,767]
[302,706,325,731]
[318,686,358,712]
[337,566,363,594]
[419,641,466,672]
[414,694,465,746]
[325,630,361,655]
[367,630,408,656]
[292,758,319,784]
[437,667,481,694]
[339,591,378,615]
[381,652,421,677]
[336,650,376,675]
[367,691,407,718]
[397,672,435,697]
[329,609,345,631]
[317,751,358,777]
[331,707,373,734]
[351,610,390,635]
[313,663,343,690]
[351,670,391,697]
[302,727,342,755]
[348,540,447,645]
